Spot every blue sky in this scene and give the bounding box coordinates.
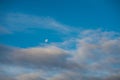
[0,0,120,80]
[0,0,120,47]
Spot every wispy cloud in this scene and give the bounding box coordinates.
[3,13,74,34]
[0,26,12,34]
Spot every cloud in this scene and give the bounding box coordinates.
[3,13,73,34]
[49,71,83,80]
[0,74,16,80]
[0,70,46,80]
[12,45,69,69]
[70,29,120,76]
[0,45,81,70]
[16,72,46,80]
[105,74,120,80]
[0,26,12,34]
[0,29,120,80]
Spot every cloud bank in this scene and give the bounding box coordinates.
[0,29,120,80]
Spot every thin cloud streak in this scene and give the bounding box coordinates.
[3,13,75,34]
[0,26,12,34]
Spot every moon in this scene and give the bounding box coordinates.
[45,39,48,43]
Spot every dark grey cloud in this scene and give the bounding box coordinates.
[105,74,120,80]
[0,45,83,71]
[0,74,16,80]
[0,45,16,64]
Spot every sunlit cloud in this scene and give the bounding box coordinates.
[0,29,120,80]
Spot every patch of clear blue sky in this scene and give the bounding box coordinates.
[0,0,120,47]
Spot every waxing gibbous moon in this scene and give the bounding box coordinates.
[45,39,48,43]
